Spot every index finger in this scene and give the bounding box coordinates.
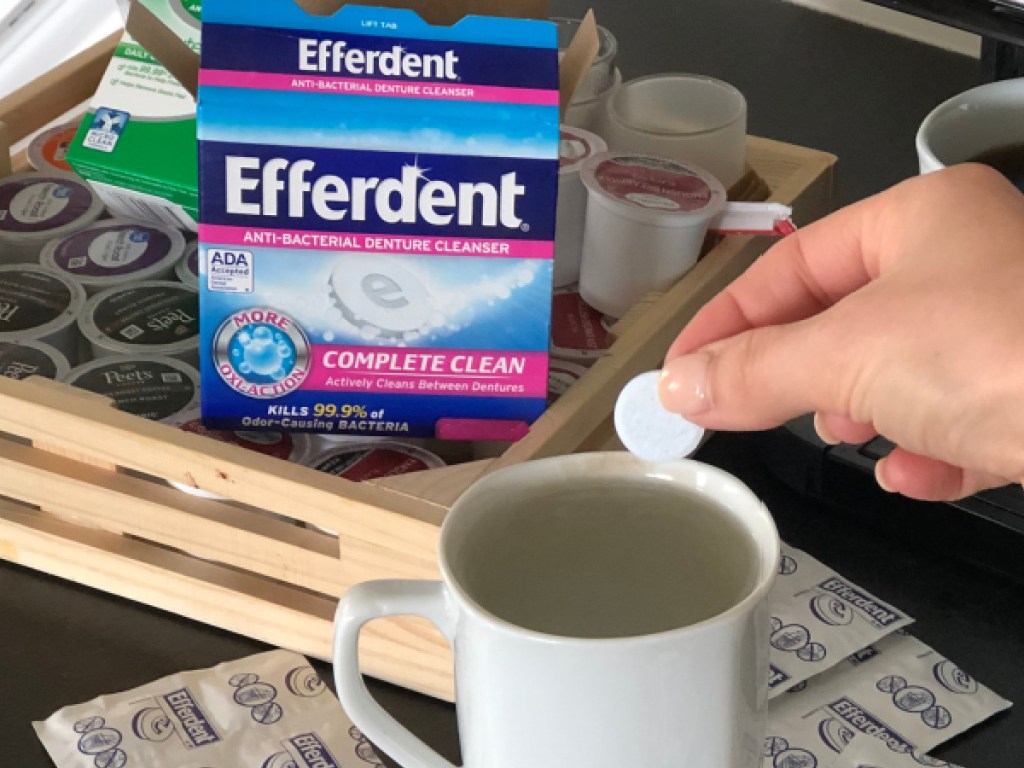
[666,189,885,360]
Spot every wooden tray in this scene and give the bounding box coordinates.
[0,37,837,701]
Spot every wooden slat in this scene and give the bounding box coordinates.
[0,498,454,700]
[0,121,11,178]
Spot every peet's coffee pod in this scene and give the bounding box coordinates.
[0,172,105,264]
[614,370,705,462]
[555,125,607,288]
[0,264,87,363]
[578,153,727,319]
[0,340,71,381]
[549,286,612,363]
[27,122,81,175]
[302,441,445,534]
[176,240,199,289]
[40,218,186,294]
[64,355,200,424]
[170,411,313,499]
[79,280,199,365]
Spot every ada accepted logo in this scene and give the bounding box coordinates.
[214,307,310,398]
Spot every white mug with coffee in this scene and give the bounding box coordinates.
[333,453,780,768]
[916,76,1024,186]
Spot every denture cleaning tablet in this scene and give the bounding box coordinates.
[614,370,704,462]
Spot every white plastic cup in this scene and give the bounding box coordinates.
[554,17,618,103]
[579,153,727,319]
[564,67,622,138]
[916,77,1024,174]
[78,280,199,365]
[604,74,747,189]
[0,172,105,264]
[40,218,186,295]
[0,264,87,363]
[555,125,607,288]
[64,355,200,424]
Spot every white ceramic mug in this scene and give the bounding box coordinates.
[916,77,1024,174]
[333,453,780,768]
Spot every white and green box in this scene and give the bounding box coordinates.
[66,1,201,231]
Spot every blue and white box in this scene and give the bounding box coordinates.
[197,0,560,439]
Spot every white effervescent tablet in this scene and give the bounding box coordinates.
[614,370,705,462]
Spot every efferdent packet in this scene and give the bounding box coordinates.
[764,632,1011,768]
[34,650,384,768]
[197,1,560,439]
[769,545,914,697]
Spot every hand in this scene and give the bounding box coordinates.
[658,163,1024,501]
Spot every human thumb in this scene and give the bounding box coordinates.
[657,324,841,431]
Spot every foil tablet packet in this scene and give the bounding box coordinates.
[764,632,1011,768]
[34,650,383,768]
[768,545,915,697]
[830,734,963,768]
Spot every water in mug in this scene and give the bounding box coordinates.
[967,143,1024,193]
[452,477,760,638]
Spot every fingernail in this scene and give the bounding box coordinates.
[659,353,712,416]
[813,413,840,445]
[875,459,896,493]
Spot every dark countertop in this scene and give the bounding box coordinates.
[3,1,1021,766]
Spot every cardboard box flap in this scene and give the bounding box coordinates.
[126,0,597,111]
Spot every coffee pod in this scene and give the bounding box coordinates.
[0,264,87,363]
[79,280,199,365]
[170,410,313,499]
[555,125,607,288]
[579,153,726,319]
[0,172,105,264]
[547,357,589,404]
[549,286,612,363]
[64,355,200,424]
[176,241,199,289]
[40,218,186,294]
[614,370,705,462]
[27,122,81,175]
[0,339,72,381]
[564,68,622,138]
[302,440,445,534]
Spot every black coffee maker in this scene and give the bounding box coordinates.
[867,0,1024,79]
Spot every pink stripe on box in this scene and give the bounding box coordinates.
[436,419,530,441]
[199,224,553,260]
[306,346,549,398]
[199,69,560,106]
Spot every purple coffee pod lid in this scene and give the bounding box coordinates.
[64,355,200,424]
[40,218,185,291]
[0,172,104,242]
[79,280,199,358]
[581,152,727,226]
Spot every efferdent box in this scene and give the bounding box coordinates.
[197,0,560,439]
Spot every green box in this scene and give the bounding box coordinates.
[65,3,201,230]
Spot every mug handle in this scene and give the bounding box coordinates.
[334,580,458,768]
